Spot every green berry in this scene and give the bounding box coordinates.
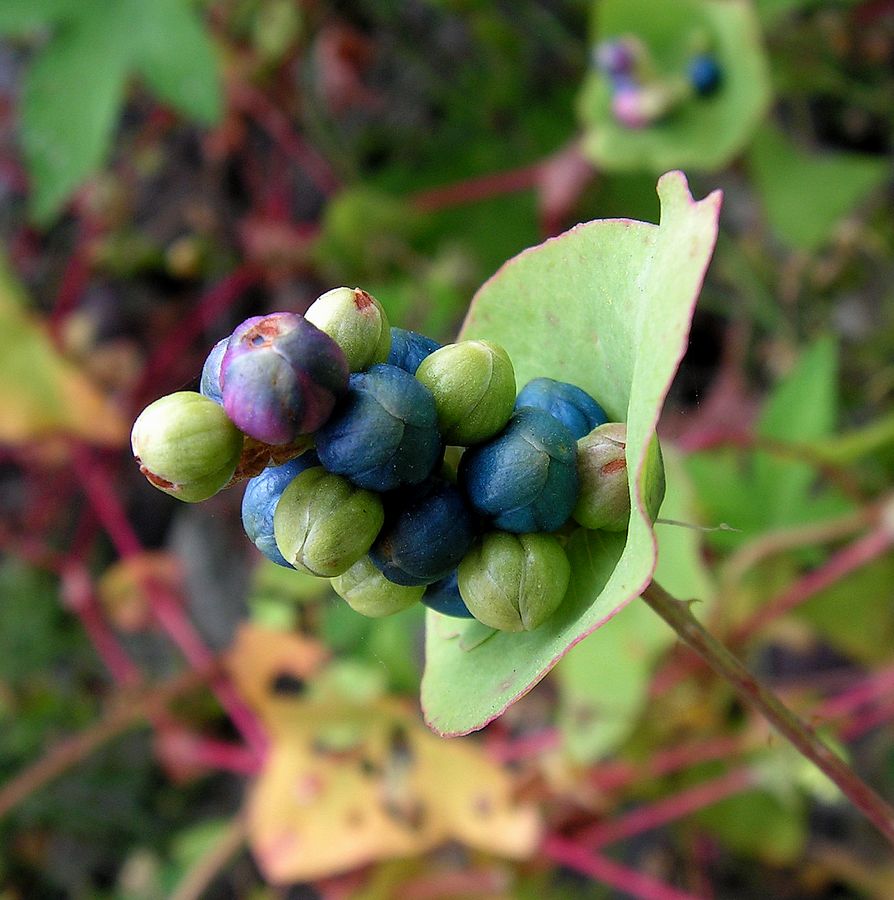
[458,531,570,632]
[131,392,243,503]
[332,556,424,617]
[273,467,384,576]
[305,287,391,372]
[415,340,516,445]
[572,424,665,530]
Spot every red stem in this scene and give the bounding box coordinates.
[71,446,268,758]
[577,768,755,850]
[231,84,341,196]
[543,835,702,900]
[732,526,894,644]
[48,221,96,346]
[817,663,894,721]
[409,162,542,214]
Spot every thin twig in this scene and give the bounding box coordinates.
[642,581,894,847]
[169,816,248,900]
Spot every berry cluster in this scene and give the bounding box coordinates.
[131,287,664,633]
[592,36,722,130]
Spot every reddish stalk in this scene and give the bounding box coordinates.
[48,221,96,346]
[410,162,543,214]
[543,835,702,900]
[642,581,894,847]
[133,264,260,406]
[577,767,755,850]
[817,662,894,721]
[231,84,341,196]
[71,446,268,758]
[732,525,894,645]
[60,563,142,686]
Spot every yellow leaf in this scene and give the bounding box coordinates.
[0,252,128,446]
[227,625,541,883]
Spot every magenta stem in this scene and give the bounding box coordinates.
[544,835,702,900]
[410,162,543,214]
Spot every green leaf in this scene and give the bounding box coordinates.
[748,124,890,252]
[20,3,131,224]
[421,172,721,735]
[0,0,75,35]
[126,0,222,124]
[578,0,771,172]
[556,448,713,762]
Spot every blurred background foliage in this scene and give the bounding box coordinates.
[0,0,893,897]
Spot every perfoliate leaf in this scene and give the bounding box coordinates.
[579,0,771,172]
[748,124,890,252]
[20,3,132,224]
[0,253,128,445]
[422,172,721,736]
[227,626,540,883]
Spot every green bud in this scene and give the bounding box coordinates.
[273,467,384,576]
[305,286,391,372]
[415,340,516,445]
[332,556,424,617]
[573,424,665,531]
[131,392,243,503]
[458,532,570,632]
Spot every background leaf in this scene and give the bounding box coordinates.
[20,3,132,224]
[421,172,721,736]
[748,124,890,252]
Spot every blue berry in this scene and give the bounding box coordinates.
[515,377,608,440]
[221,312,349,445]
[688,54,722,97]
[422,570,475,618]
[458,407,579,533]
[386,328,441,375]
[370,478,477,586]
[241,453,319,567]
[199,337,228,405]
[315,364,442,492]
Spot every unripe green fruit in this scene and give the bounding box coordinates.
[415,340,516,445]
[273,467,384,576]
[458,531,570,632]
[305,287,391,372]
[131,392,243,503]
[332,556,424,617]
[572,424,665,530]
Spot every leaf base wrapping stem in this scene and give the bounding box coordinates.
[641,580,894,847]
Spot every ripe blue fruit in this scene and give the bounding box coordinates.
[220,312,348,445]
[422,570,475,619]
[199,337,228,405]
[370,478,477,586]
[385,327,441,375]
[315,364,442,492]
[688,54,722,97]
[458,407,579,533]
[241,453,319,568]
[515,377,607,440]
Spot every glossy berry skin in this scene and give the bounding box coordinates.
[305,287,391,372]
[315,364,442,492]
[386,327,441,375]
[515,377,608,440]
[370,478,477,587]
[459,407,579,533]
[241,452,318,568]
[199,337,228,405]
[422,570,474,619]
[688,54,722,97]
[220,312,349,445]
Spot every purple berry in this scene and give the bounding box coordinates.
[220,312,349,445]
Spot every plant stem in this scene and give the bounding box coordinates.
[543,835,702,900]
[642,581,894,847]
